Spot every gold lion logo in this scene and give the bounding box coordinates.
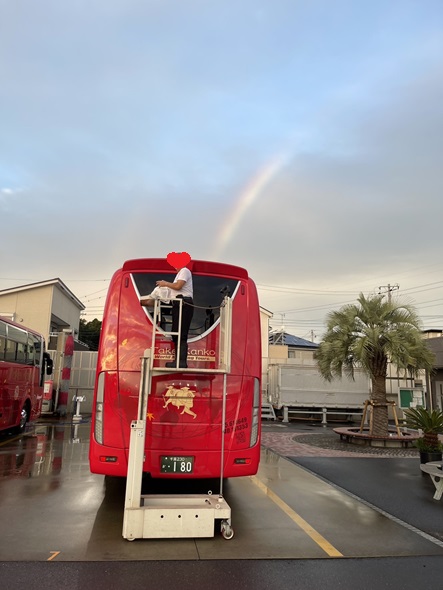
[163,386,197,419]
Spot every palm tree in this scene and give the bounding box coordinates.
[315,293,435,437]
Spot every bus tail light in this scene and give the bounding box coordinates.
[94,372,105,445]
[250,378,260,447]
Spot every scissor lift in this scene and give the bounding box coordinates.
[122,296,235,540]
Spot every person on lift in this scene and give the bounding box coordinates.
[141,256,194,368]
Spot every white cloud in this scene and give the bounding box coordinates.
[0,187,24,198]
[0,0,442,331]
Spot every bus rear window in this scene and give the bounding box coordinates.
[132,273,239,337]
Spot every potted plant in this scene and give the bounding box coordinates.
[403,406,443,464]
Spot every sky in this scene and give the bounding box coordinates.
[1,0,442,340]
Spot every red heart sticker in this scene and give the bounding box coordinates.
[166,251,191,269]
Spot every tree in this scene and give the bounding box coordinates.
[78,318,102,351]
[315,293,435,437]
[404,406,443,452]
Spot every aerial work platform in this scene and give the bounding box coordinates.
[122,296,235,540]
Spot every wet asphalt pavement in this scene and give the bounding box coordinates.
[264,420,443,543]
[290,456,443,543]
[1,418,443,589]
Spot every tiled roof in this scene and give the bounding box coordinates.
[269,331,318,348]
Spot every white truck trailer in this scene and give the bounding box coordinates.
[267,363,370,424]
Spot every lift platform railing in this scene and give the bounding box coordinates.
[149,295,232,373]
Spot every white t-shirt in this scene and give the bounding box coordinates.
[175,267,193,298]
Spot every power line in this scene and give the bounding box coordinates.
[257,284,359,295]
[378,283,399,302]
[79,287,109,299]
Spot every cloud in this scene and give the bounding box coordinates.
[216,57,443,287]
[0,187,25,205]
[0,1,442,331]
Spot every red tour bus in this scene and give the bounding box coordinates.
[0,316,53,434]
[89,258,262,479]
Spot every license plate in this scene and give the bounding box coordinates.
[160,455,194,474]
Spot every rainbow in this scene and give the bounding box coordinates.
[212,153,288,259]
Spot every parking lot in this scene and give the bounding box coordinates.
[1,418,443,588]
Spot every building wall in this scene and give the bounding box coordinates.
[260,311,270,359]
[51,287,81,336]
[287,348,317,365]
[260,308,272,398]
[0,292,19,321]
[427,336,443,366]
[426,337,443,410]
[269,344,317,364]
[269,344,289,359]
[432,372,443,411]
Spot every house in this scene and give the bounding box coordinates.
[269,329,318,363]
[0,278,85,345]
[425,336,443,411]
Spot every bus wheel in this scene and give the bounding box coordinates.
[16,405,29,434]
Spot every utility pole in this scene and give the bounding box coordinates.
[378,284,399,302]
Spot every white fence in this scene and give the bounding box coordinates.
[48,350,97,414]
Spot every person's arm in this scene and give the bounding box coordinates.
[156,279,185,291]
[140,297,155,307]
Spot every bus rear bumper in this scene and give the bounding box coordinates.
[89,444,261,478]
